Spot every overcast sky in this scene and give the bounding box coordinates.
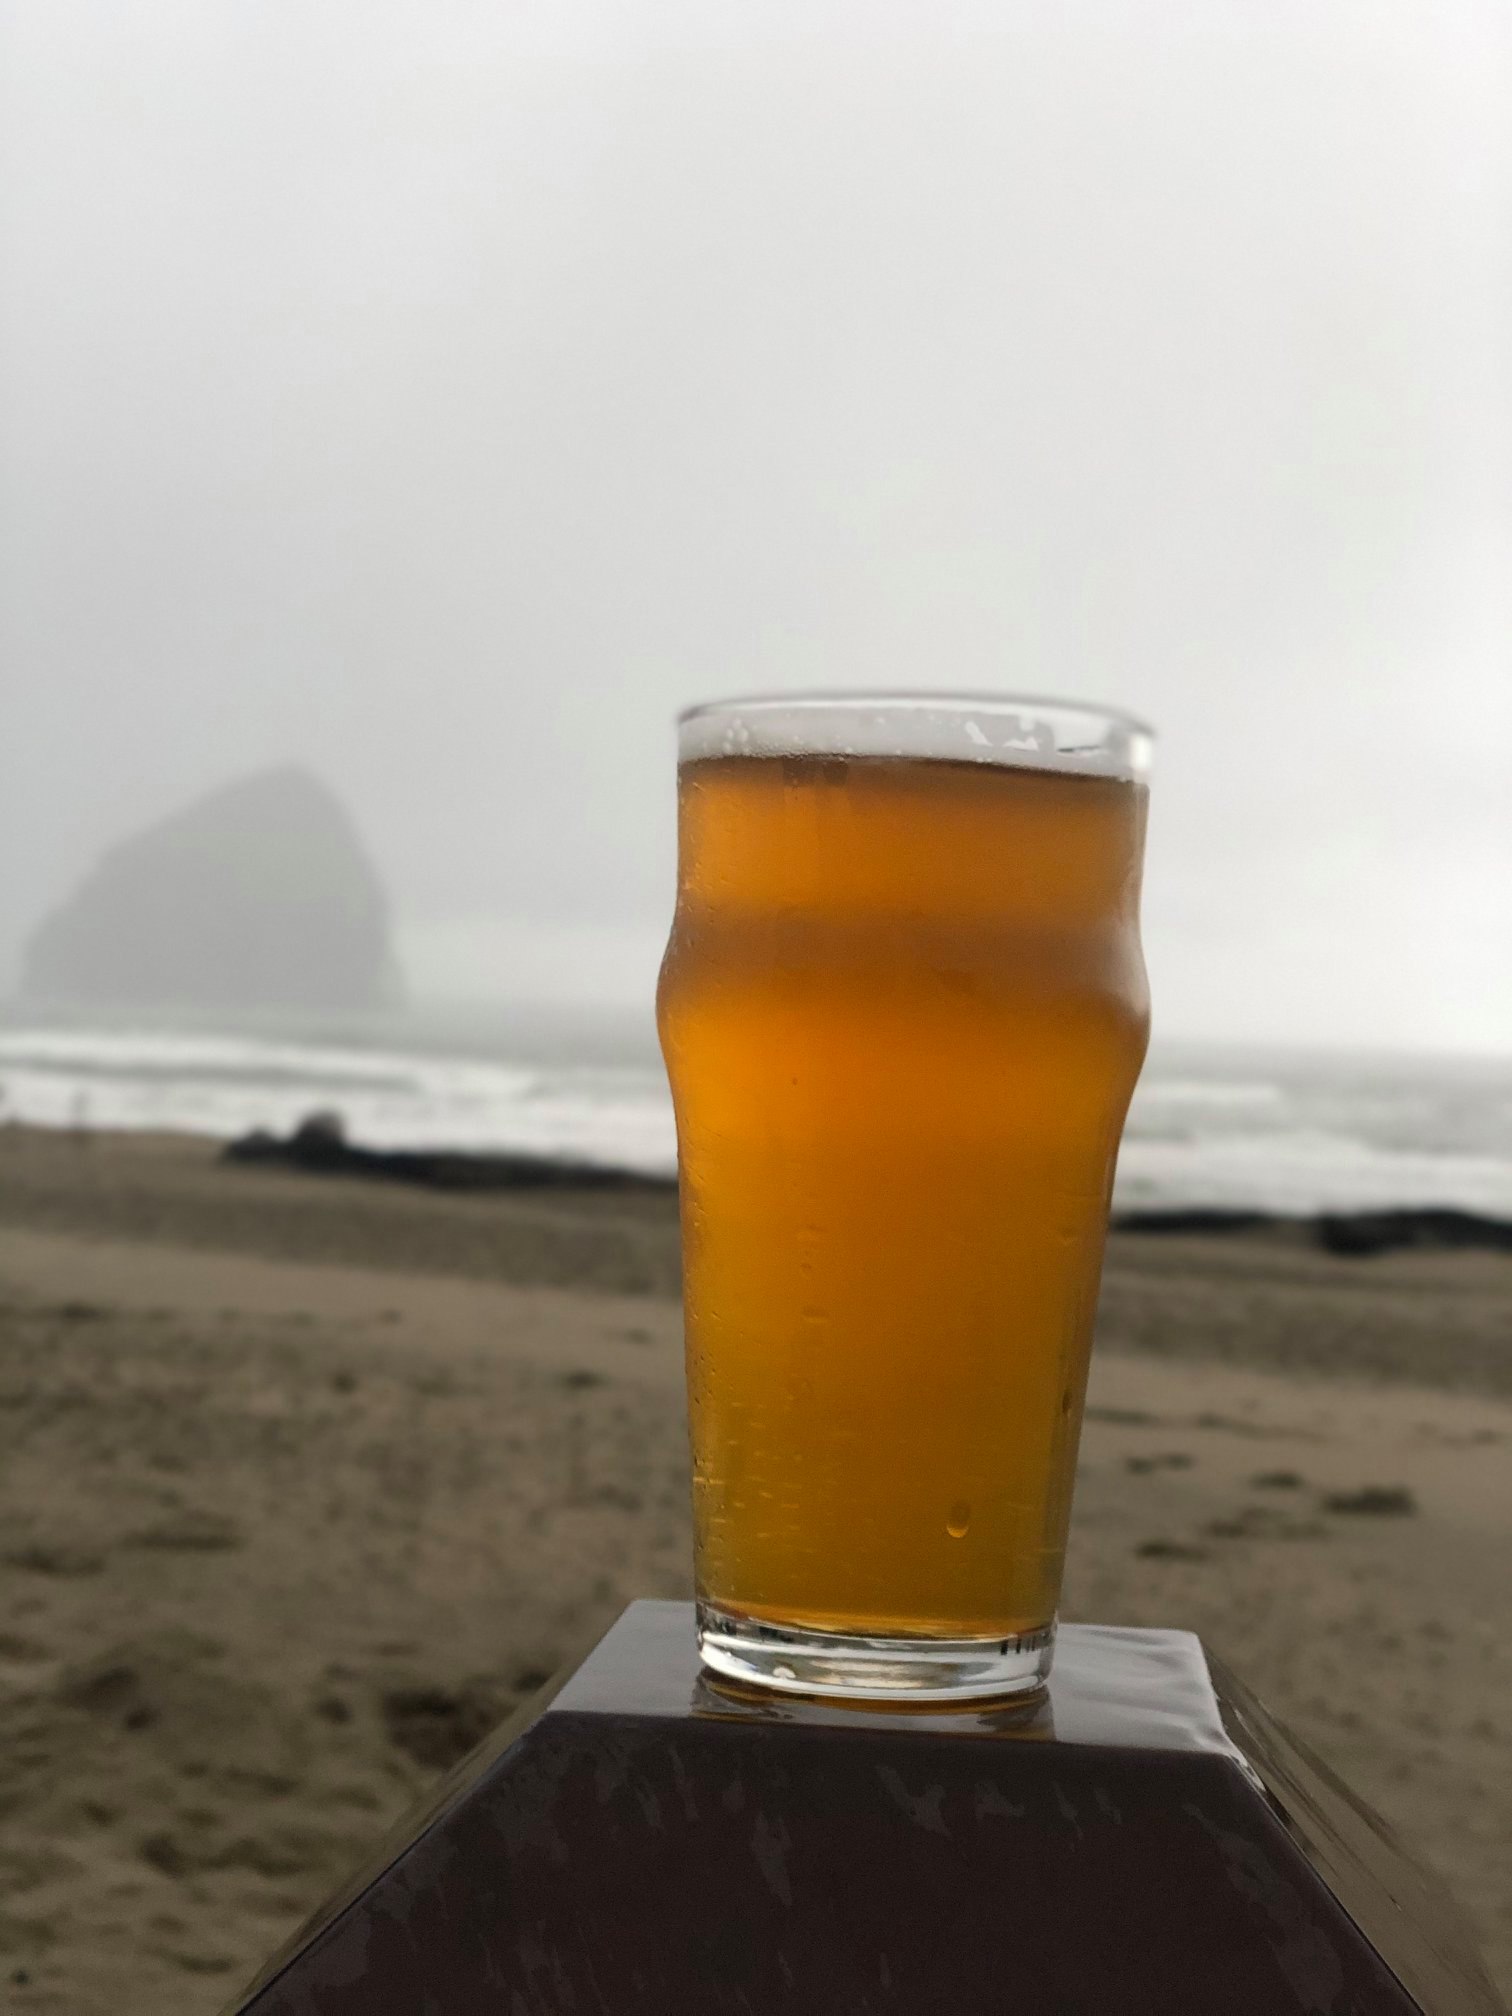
[2,0,1509,1051]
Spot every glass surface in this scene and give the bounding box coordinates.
[657,692,1153,1699]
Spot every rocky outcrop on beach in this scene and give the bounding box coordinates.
[21,766,402,1015]
[1115,1203,1512,1257]
[225,1110,668,1192]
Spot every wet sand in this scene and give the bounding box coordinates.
[0,1125,1508,2011]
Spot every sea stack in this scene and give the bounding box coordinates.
[21,766,403,1015]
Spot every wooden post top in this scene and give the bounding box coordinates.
[226,1603,1502,2016]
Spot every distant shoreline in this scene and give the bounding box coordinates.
[6,1017,1511,1225]
[223,1117,1512,1258]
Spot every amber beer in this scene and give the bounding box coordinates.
[658,696,1151,1698]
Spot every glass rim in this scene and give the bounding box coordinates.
[678,688,1155,738]
[676,689,1155,780]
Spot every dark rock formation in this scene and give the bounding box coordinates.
[1115,1203,1512,1256]
[21,767,402,1015]
[1312,1206,1512,1257]
[1111,1207,1274,1237]
[224,1111,670,1193]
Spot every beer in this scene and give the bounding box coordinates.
[657,700,1151,1694]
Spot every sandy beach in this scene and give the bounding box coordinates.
[0,1123,1508,2012]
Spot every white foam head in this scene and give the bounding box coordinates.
[677,691,1154,780]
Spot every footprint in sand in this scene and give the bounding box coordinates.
[58,1660,160,1729]
[123,1514,244,1553]
[4,1541,105,1577]
[380,1681,511,1770]
[139,1828,322,1882]
[1134,1539,1210,1562]
[0,1845,85,1895]
[1321,1485,1418,1517]
[1125,1453,1194,1475]
[163,1951,237,1978]
[54,1629,236,1741]
[1206,1506,1327,1542]
[0,1632,52,1665]
[1194,1411,1328,1443]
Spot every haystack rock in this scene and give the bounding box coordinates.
[21,767,403,1014]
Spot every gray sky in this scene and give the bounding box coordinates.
[3,0,1509,1050]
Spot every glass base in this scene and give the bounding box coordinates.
[697,1603,1055,1704]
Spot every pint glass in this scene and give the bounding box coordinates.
[657,694,1152,1699]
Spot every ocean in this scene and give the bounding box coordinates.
[1,1008,1509,1220]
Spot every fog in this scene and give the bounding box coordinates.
[3,0,1509,1050]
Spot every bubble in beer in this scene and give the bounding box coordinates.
[946,1501,972,1539]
